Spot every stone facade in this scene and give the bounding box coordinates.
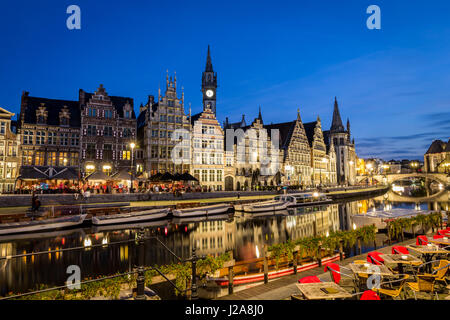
[79,85,136,177]
[224,110,282,191]
[18,92,81,186]
[304,117,337,186]
[190,107,225,191]
[424,139,450,173]
[327,97,357,185]
[137,73,191,176]
[264,109,312,187]
[0,108,20,193]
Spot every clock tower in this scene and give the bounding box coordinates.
[202,45,218,115]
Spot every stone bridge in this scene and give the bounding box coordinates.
[373,189,449,204]
[356,173,449,187]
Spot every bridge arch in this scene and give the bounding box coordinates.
[356,173,448,187]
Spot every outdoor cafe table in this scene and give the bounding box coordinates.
[429,238,450,247]
[348,262,393,276]
[380,254,422,274]
[295,282,352,300]
[406,244,449,273]
[348,263,394,291]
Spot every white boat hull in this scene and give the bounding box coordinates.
[242,201,288,213]
[172,204,230,217]
[93,219,171,232]
[0,214,87,235]
[92,208,170,225]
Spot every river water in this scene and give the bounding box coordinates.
[0,190,448,298]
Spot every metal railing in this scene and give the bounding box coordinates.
[0,227,202,300]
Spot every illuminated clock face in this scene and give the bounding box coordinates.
[206,89,214,98]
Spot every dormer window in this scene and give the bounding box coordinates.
[36,104,48,125]
[123,101,132,119]
[60,106,71,126]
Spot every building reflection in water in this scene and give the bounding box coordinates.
[0,192,448,296]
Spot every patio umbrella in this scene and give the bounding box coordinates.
[180,172,198,182]
[149,172,162,182]
[52,168,79,180]
[173,172,182,181]
[160,172,175,181]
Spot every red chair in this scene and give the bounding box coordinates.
[391,246,409,255]
[367,251,384,265]
[298,276,321,284]
[434,235,444,240]
[360,290,381,300]
[416,235,429,245]
[324,263,341,284]
[437,230,450,236]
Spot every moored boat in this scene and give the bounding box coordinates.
[172,203,231,217]
[0,214,87,235]
[92,219,171,232]
[274,192,332,207]
[92,208,170,225]
[242,200,288,213]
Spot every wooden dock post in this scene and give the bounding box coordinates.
[228,267,234,295]
[228,250,234,294]
[317,245,322,267]
[263,245,269,284]
[339,241,344,261]
[357,237,362,255]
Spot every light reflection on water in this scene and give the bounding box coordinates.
[0,190,448,296]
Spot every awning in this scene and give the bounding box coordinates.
[52,168,79,180]
[18,166,79,180]
[85,171,111,181]
[111,170,132,181]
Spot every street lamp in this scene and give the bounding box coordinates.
[410,161,419,173]
[130,142,136,193]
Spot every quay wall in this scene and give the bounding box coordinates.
[0,187,389,208]
[0,191,277,207]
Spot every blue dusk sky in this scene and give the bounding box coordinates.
[0,0,449,160]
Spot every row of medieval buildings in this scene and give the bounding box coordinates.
[0,47,357,193]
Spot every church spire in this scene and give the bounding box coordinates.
[297,107,302,122]
[330,96,345,132]
[205,45,213,72]
[258,105,262,121]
